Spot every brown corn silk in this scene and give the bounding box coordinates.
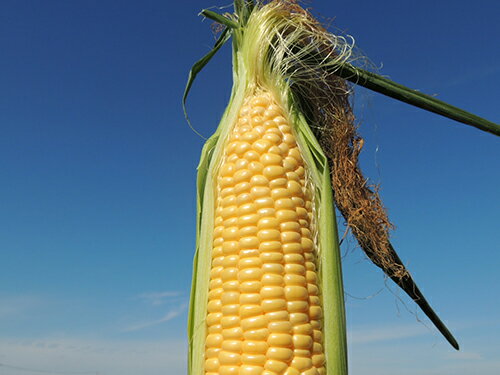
[298,76,402,279]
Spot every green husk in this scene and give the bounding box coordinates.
[188,2,348,374]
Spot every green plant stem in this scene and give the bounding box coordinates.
[200,9,239,29]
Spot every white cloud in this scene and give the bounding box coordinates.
[137,291,183,306]
[123,303,188,332]
[0,337,187,375]
[0,295,43,318]
[348,322,500,375]
[349,323,428,344]
[1,322,499,375]
[446,351,483,360]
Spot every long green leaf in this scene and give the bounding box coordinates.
[336,64,500,136]
[383,242,460,350]
[182,27,232,138]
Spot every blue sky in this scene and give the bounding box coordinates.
[0,0,499,374]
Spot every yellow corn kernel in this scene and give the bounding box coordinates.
[204,91,326,375]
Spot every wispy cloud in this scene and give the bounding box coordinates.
[446,351,483,360]
[123,303,188,332]
[137,291,183,306]
[1,321,499,375]
[0,337,187,375]
[0,295,43,318]
[1,334,497,375]
[349,324,428,344]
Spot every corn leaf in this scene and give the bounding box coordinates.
[336,63,500,136]
[182,27,232,138]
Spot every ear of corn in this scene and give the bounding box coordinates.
[189,94,346,375]
[183,0,498,370]
[188,3,349,375]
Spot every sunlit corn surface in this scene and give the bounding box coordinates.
[205,91,326,375]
